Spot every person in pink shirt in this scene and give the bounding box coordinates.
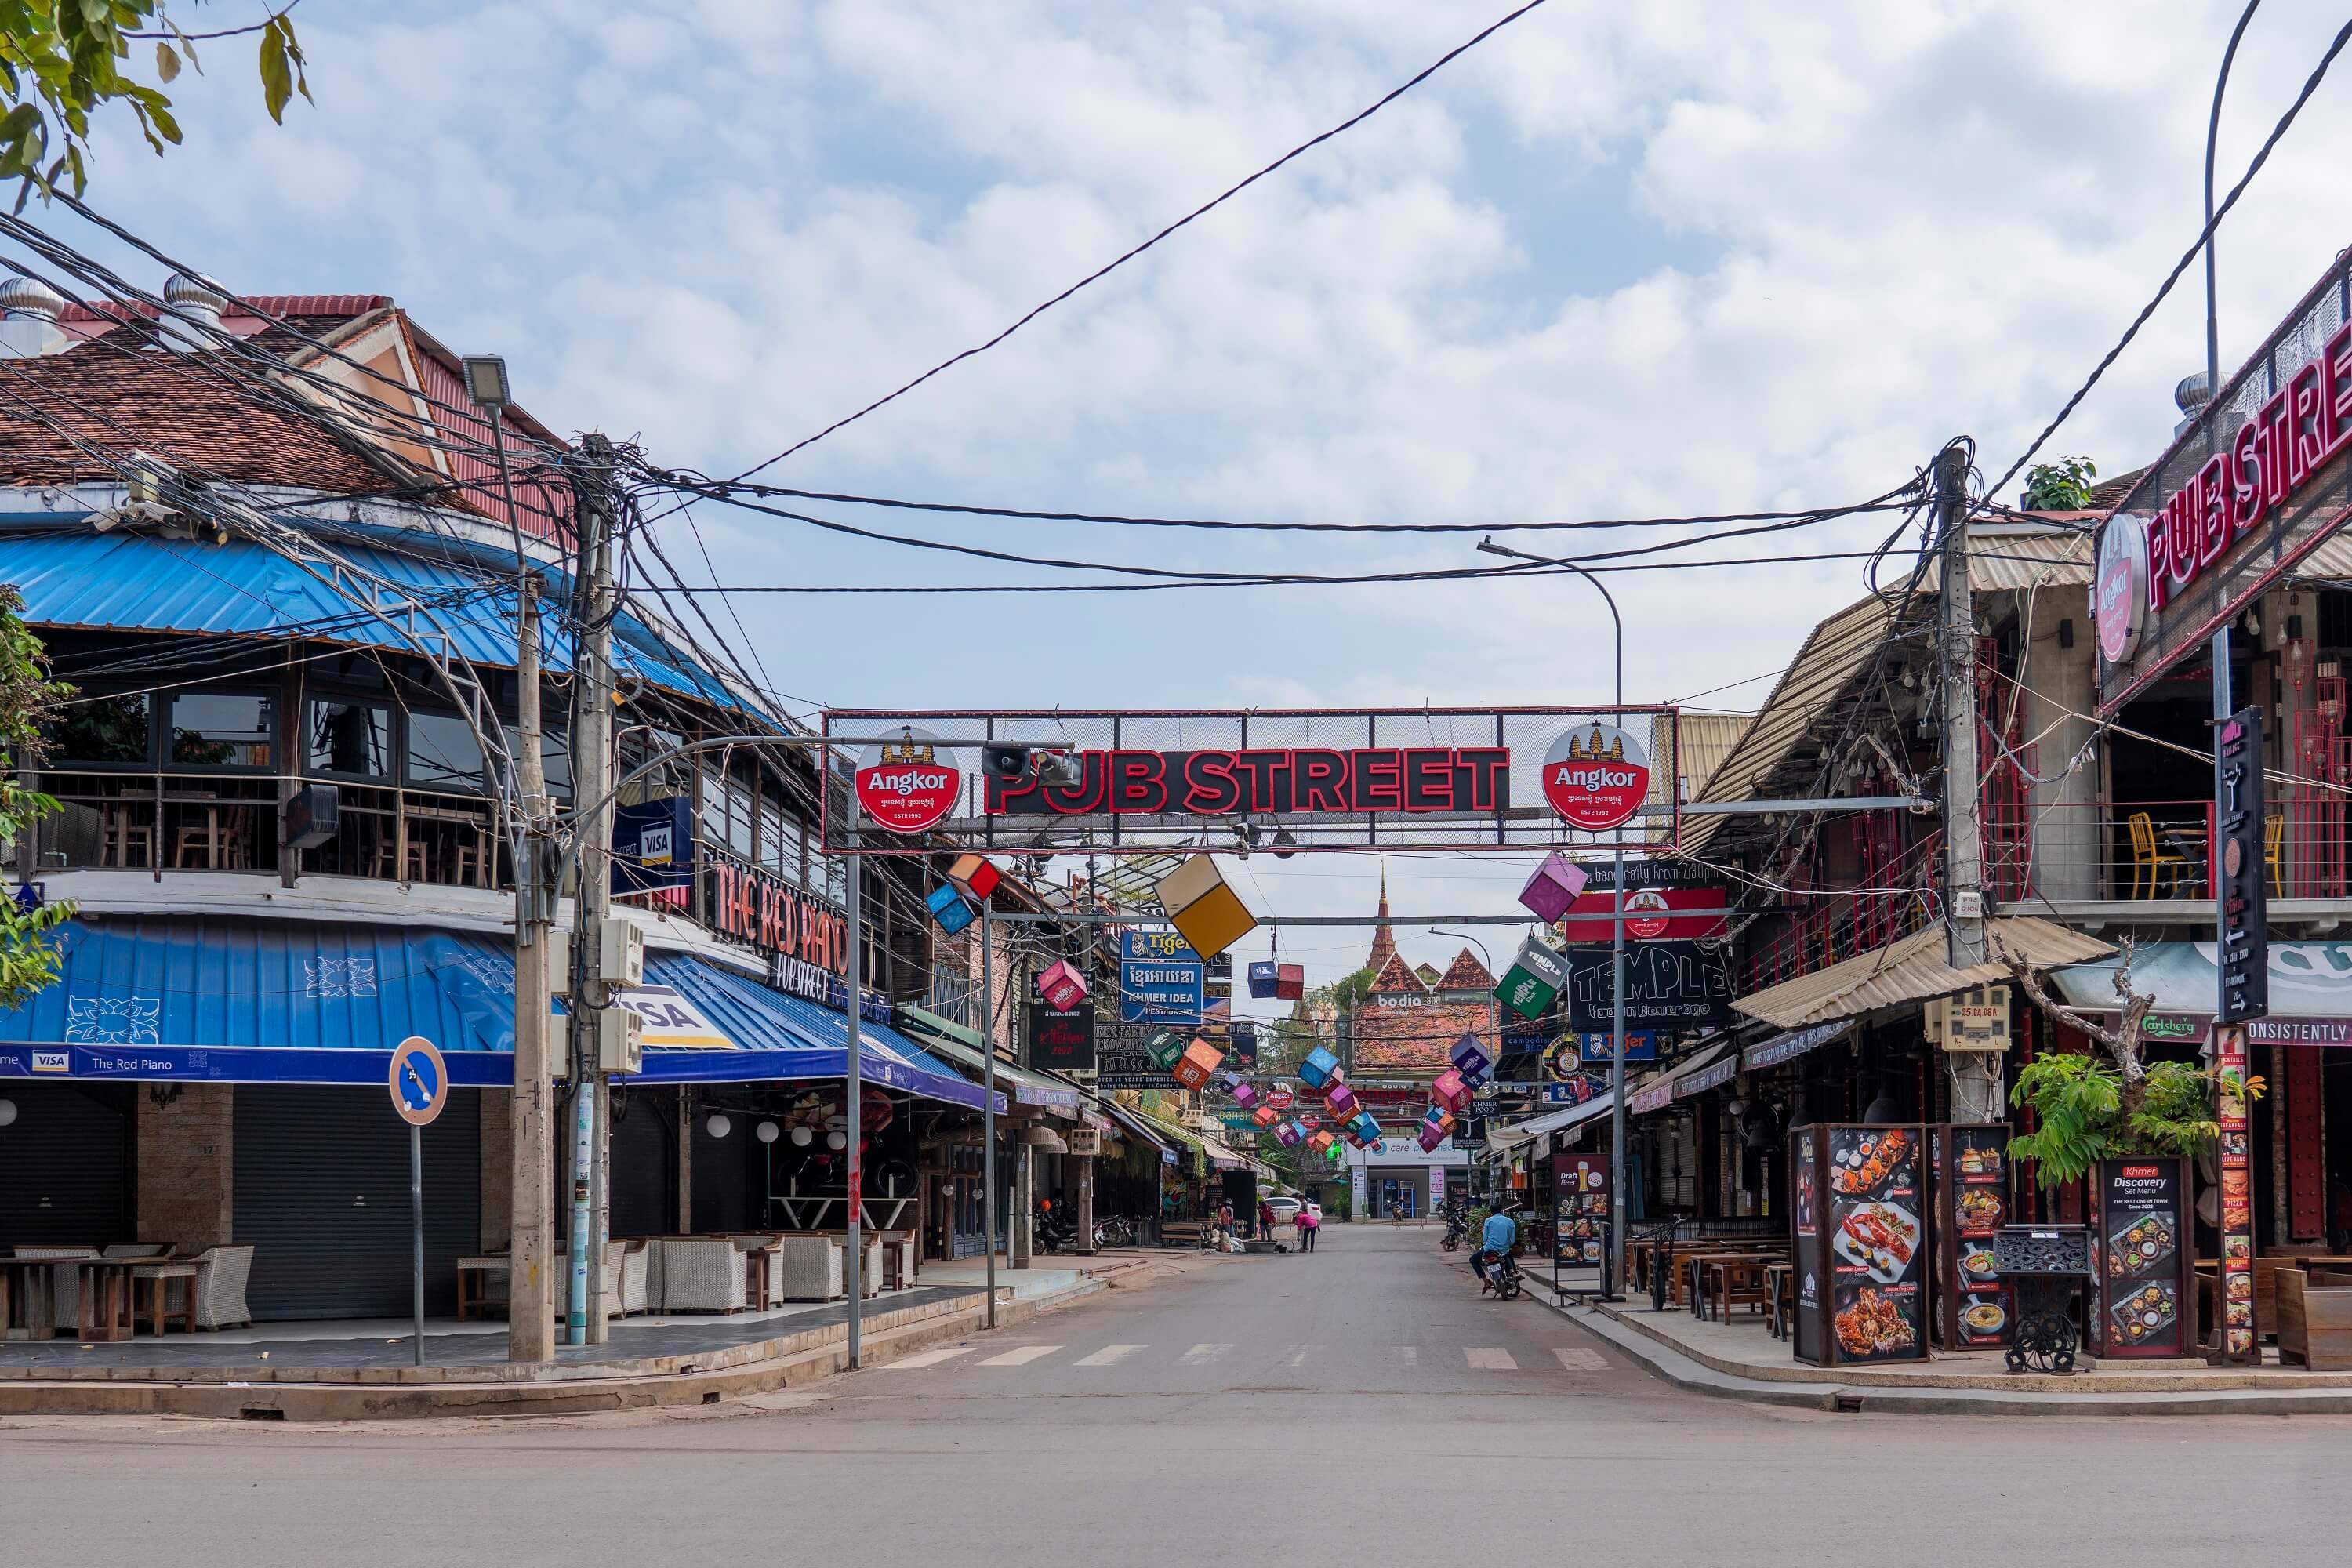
[1294,1203,1319,1252]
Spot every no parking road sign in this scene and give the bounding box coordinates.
[389,1035,448,1127]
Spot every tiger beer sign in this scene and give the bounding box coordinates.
[855,728,962,833]
[1541,723,1650,833]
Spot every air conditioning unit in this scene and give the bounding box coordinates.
[597,1007,644,1074]
[597,917,645,985]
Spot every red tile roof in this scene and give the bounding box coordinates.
[1351,998,1497,1075]
[1367,953,1425,996]
[1435,947,1496,993]
[0,341,395,492]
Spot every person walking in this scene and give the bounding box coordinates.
[1256,1198,1275,1242]
[1216,1200,1236,1243]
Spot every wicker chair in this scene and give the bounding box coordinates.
[549,1241,628,1319]
[655,1238,749,1313]
[12,1247,99,1334]
[618,1239,652,1316]
[184,1243,254,1330]
[102,1243,169,1259]
[773,1236,844,1302]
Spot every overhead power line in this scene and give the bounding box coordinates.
[1985,15,2352,502]
[713,0,1558,486]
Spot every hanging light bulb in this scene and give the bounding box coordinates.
[789,1125,813,1147]
[705,1113,732,1139]
[756,1120,780,1144]
[827,1130,848,1150]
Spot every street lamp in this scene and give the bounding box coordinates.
[1476,536,1632,1298]
[1426,928,1493,974]
[2203,1,2261,731]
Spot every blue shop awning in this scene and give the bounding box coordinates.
[0,916,997,1109]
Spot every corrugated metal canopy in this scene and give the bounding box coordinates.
[1674,591,1917,855]
[1732,917,2111,1030]
[1646,711,1750,840]
[0,526,758,717]
[1487,1089,1614,1150]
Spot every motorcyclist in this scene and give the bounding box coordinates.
[1472,1197,1519,1289]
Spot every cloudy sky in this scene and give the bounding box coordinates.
[41,1,2352,992]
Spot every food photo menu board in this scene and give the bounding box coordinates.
[2091,1156,2193,1359]
[1790,1123,1929,1367]
[1552,1152,1610,1270]
[1932,1125,2013,1350]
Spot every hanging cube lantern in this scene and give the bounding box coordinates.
[1152,855,1258,960]
[1417,1126,1448,1154]
[1298,1045,1341,1090]
[1430,1068,1472,1115]
[1275,1120,1306,1149]
[1247,960,1281,999]
[1517,850,1589,924]
[946,853,1001,903]
[1037,959,1089,1014]
[1324,1138,1345,1163]
[924,883,976,935]
[1324,1082,1359,1120]
[1145,1030,1187,1072]
[1350,1110,1382,1143]
[1449,1033,1494,1087]
[1252,1103,1279,1128]
[1228,1078,1259,1109]
[1496,935,1571,1020]
[1421,1104,1455,1134]
[1171,1036,1225,1090]
[1308,1129,1335,1154]
[1276,963,1305,1000]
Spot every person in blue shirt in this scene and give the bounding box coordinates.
[1472,1198,1519,1287]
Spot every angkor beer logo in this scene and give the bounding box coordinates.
[855,728,961,833]
[1623,887,1671,939]
[1541,723,1650,833]
[2095,514,2149,665]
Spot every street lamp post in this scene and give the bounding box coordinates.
[1477,539,1629,1298]
[2204,1,2261,734]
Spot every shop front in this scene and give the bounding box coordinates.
[0,913,993,1324]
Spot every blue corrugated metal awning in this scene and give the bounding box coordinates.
[0,916,996,1109]
[0,525,761,718]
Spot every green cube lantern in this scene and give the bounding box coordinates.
[1496,935,1570,1020]
[1145,1030,1186,1072]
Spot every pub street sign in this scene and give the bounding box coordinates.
[2214,706,2270,1023]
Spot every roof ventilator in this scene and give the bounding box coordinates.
[0,276,69,358]
[160,272,231,353]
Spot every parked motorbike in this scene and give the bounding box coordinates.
[1095,1215,1134,1249]
[1440,1207,1468,1252]
[1034,1205,1080,1254]
[1477,1247,1523,1301]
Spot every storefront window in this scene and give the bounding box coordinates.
[168,691,274,768]
[405,711,488,794]
[307,697,390,779]
[48,692,152,766]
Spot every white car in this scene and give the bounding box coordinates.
[1266,1196,1306,1226]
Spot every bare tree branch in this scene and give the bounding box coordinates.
[1999,932,2152,1087]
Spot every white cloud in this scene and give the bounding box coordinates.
[37,0,2352,982]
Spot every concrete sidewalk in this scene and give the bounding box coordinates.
[0,1250,1206,1420]
[1507,1260,2352,1416]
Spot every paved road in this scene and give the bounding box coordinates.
[1,1225,2339,1566]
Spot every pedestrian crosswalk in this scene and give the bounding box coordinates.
[882,1341,1610,1374]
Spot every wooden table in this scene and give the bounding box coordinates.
[131,1261,198,1335]
[406,803,493,887]
[456,1255,512,1321]
[1691,1254,1775,1323]
[1,1257,63,1340]
[75,1258,138,1344]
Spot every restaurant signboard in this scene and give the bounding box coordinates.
[701,848,851,1007]
[1555,858,1730,942]
[1553,1152,1610,1269]
[2097,248,2352,711]
[1932,1125,2012,1351]
[1791,1123,1929,1367]
[1028,1001,1096,1073]
[2090,1156,2193,1359]
[1565,941,1736,1032]
[2214,1026,2259,1363]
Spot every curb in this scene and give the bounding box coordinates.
[1513,1272,2352,1417]
[0,1277,1110,1421]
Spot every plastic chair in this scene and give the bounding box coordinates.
[2126,811,2187,900]
[2266,811,2285,897]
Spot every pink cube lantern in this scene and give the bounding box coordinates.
[1518,851,1589,924]
[1252,1103,1279,1127]
[1037,959,1088,1014]
[1324,1083,1358,1119]
[1229,1079,1258,1109]
[1417,1126,1447,1154]
[1276,1120,1307,1149]
[1430,1069,1472,1115]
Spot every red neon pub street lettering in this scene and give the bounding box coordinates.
[2144,319,2352,612]
[985,747,1510,816]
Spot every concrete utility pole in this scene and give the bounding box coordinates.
[508,555,557,1360]
[1937,440,1987,970]
[844,824,865,1366]
[568,434,622,1344]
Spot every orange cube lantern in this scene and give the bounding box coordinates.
[1171,1036,1225,1090]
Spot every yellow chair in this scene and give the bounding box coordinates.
[2266,811,2285,898]
[2126,811,2187,900]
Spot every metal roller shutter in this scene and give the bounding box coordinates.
[609,1093,673,1238]
[0,1083,132,1246]
[233,1085,480,1321]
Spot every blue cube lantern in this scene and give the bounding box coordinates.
[1247,960,1281,999]
[925,884,976,935]
[1349,1110,1381,1143]
[1449,1033,1494,1087]
[1298,1045,1341,1091]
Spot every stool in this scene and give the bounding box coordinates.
[104,809,155,868]
[132,1263,198,1334]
